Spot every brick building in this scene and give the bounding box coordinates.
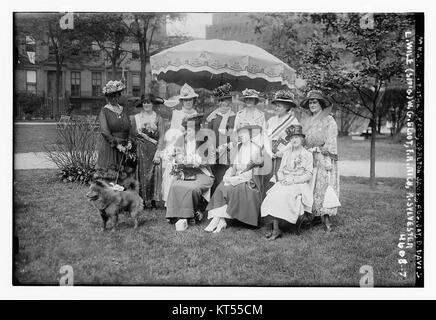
[14,13,166,118]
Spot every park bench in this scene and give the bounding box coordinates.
[57,115,71,129]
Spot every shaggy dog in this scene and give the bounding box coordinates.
[86,180,144,231]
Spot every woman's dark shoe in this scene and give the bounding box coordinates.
[194,211,204,223]
[311,215,322,227]
[166,218,178,224]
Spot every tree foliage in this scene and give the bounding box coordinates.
[75,13,130,79]
[252,12,415,187]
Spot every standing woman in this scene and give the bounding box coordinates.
[130,94,166,206]
[263,90,299,194]
[300,90,340,232]
[96,80,131,172]
[234,88,266,132]
[206,83,236,193]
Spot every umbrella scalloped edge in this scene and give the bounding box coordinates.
[151,64,295,90]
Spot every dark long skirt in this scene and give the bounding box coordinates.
[165,173,214,219]
[136,139,163,202]
[210,164,229,194]
[206,177,262,227]
[96,136,126,170]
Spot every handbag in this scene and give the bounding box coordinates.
[323,171,341,208]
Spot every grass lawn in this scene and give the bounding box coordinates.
[14,169,415,286]
[14,125,61,153]
[14,124,405,162]
[338,136,405,162]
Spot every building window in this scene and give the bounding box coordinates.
[92,72,102,96]
[71,71,81,96]
[132,43,139,60]
[132,74,140,97]
[26,70,37,93]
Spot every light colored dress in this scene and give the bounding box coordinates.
[261,147,313,224]
[301,108,340,216]
[234,107,266,131]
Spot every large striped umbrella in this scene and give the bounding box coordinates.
[151,39,296,92]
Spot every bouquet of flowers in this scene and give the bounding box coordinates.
[140,122,159,141]
[291,153,303,170]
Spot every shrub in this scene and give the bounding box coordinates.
[15,92,44,118]
[44,120,98,184]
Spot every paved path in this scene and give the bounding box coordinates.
[14,122,58,126]
[14,152,409,178]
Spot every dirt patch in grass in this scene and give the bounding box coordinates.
[13,170,415,286]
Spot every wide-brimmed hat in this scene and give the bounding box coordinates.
[239,88,263,102]
[271,90,297,109]
[181,113,204,131]
[213,83,233,101]
[285,124,305,139]
[179,83,199,100]
[102,80,126,96]
[300,90,332,109]
[136,93,165,108]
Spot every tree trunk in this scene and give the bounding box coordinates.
[377,111,382,134]
[140,55,146,97]
[111,59,117,80]
[370,108,377,188]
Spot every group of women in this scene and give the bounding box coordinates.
[96,80,340,239]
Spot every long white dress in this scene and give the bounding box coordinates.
[261,147,314,224]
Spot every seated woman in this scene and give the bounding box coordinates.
[261,124,314,240]
[204,124,264,233]
[165,114,214,228]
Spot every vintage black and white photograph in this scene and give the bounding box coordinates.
[11,9,424,288]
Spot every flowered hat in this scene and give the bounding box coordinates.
[239,88,263,102]
[285,124,305,139]
[181,113,204,131]
[300,90,332,109]
[271,90,297,109]
[102,80,126,96]
[213,83,233,101]
[179,83,199,100]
